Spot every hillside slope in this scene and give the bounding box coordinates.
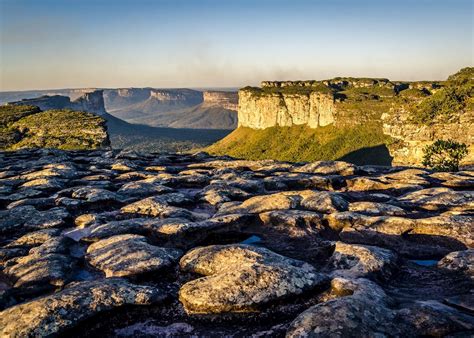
[0,105,109,150]
[207,124,391,165]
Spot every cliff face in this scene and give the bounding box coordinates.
[382,108,474,165]
[238,90,335,129]
[202,91,238,111]
[215,68,473,166]
[72,90,106,115]
[9,90,107,116]
[149,89,203,105]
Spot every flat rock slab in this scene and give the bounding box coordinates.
[86,234,182,277]
[286,278,474,337]
[3,252,74,288]
[438,249,473,278]
[179,244,328,314]
[217,190,347,215]
[328,242,398,280]
[0,279,164,337]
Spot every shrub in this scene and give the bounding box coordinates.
[422,139,468,171]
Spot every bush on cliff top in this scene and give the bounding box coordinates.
[207,124,392,165]
[422,139,468,172]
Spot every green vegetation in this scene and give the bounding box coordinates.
[422,139,468,172]
[207,124,393,165]
[241,84,334,97]
[410,67,473,124]
[0,105,109,150]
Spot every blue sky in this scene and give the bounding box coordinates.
[0,0,472,90]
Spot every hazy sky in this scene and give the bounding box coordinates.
[0,0,472,91]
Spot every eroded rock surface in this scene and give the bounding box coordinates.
[179,244,328,313]
[0,149,472,336]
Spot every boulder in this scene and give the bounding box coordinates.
[86,234,182,277]
[0,279,164,337]
[179,244,328,313]
[438,249,473,277]
[327,242,398,279]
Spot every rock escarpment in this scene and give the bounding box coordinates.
[382,67,474,166]
[238,89,335,129]
[202,91,238,111]
[8,90,107,116]
[0,149,472,336]
[216,68,473,166]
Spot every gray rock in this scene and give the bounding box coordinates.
[438,249,474,277]
[3,252,74,288]
[293,161,358,176]
[86,234,182,277]
[179,244,328,313]
[399,187,474,212]
[117,179,173,197]
[327,242,398,279]
[0,279,165,337]
[348,201,406,216]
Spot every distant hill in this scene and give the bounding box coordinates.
[1,87,238,130]
[106,88,237,129]
[0,105,109,150]
[5,91,232,152]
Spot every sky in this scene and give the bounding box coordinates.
[0,0,473,91]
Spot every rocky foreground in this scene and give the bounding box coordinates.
[0,149,473,337]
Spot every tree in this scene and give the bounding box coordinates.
[422,139,468,172]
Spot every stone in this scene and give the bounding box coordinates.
[5,228,62,248]
[399,187,474,211]
[293,161,358,176]
[216,190,347,215]
[117,179,173,197]
[0,279,164,337]
[299,191,348,213]
[348,201,406,216]
[286,278,393,337]
[259,210,324,238]
[327,242,398,279]
[325,212,472,257]
[3,253,74,288]
[71,187,124,204]
[437,249,473,277]
[198,184,251,205]
[86,234,182,277]
[179,244,328,313]
[121,196,197,220]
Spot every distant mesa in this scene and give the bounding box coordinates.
[8,90,106,116]
[202,91,238,111]
[210,67,473,166]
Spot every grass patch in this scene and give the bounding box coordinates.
[207,124,393,165]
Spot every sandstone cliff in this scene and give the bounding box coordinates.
[214,68,473,166]
[9,90,107,116]
[238,90,335,129]
[382,108,474,165]
[382,67,474,165]
[202,91,238,111]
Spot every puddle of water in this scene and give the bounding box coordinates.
[115,321,194,337]
[410,260,439,267]
[241,235,262,245]
[73,269,98,281]
[63,227,92,242]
